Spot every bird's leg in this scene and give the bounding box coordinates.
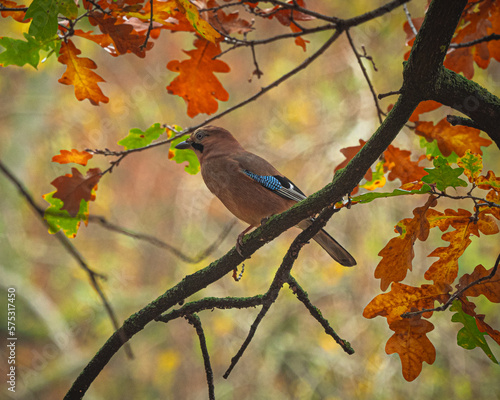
[236,225,254,256]
[260,216,270,226]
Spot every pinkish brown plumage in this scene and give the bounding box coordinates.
[175,126,356,266]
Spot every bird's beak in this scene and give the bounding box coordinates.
[175,140,192,150]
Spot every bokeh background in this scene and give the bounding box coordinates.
[1,1,499,399]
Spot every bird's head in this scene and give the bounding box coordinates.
[175,126,243,162]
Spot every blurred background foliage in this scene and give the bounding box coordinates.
[1,1,499,399]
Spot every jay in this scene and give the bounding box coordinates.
[175,126,356,266]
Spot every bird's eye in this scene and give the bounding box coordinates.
[195,132,204,141]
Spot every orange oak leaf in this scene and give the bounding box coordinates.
[383,145,427,184]
[408,100,442,122]
[167,37,230,117]
[425,209,480,284]
[57,40,109,105]
[363,282,450,324]
[477,170,500,192]
[0,0,29,22]
[334,140,370,195]
[51,168,102,217]
[457,264,500,303]
[375,196,436,291]
[484,190,500,220]
[486,1,500,63]
[415,118,491,157]
[89,11,154,57]
[385,318,436,382]
[52,149,93,166]
[444,0,494,79]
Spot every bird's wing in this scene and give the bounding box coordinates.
[241,170,307,202]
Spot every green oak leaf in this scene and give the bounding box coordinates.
[450,300,498,364]
[420,137,458,163]
[58,0,79,19]
[25,0,60,41]
[118,123,165,150]
[0,33,60,69]
[422,156,467,191]
[43,191,88,238]
[169,133,200,175]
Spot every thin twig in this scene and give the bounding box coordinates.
[185,314,215,400]
[91,216,236,263]
[0,160,133,359]
[346,29,384,123]
[402,253,500,318]
[403,4,418,36]
[140,0,154,50]
[287,274,354,354]
[449,33,500,49]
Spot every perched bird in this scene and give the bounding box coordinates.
[175,126,356,266]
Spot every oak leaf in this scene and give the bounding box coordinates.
[476,170,500,192]
[408,100,442,123]
[200,0,253,36]
[450,300,499,363]
[363,282,449,324]
[57,40,109,105]
[425,209,481,284]
[385,317,436,382]
[457,150,482,183]
[415,118,491,157]
[174,0,221,42]
[51,167,102,217]
[52,149,93,166]
[0,0,29,22]
[383,145,427,185]
[457,264,500,303]
[89,12,153,57]
[167,38,230,117]
[374,196,436,291]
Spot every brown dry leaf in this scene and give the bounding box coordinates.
[425,209,479,284]
[89,11,154,57]
[385,317,436,382]
[51,168,102,217]
[408,100,442,122]
[457,264,500,303]
[374,196,436,291]
[415,118,491,157]
[383,145,427,184]
[363,282,450,324]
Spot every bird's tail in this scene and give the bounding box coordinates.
[298,220,356,267]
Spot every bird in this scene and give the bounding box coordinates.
[175,126,356,266]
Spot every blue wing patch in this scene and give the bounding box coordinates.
[242,169,306,202]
